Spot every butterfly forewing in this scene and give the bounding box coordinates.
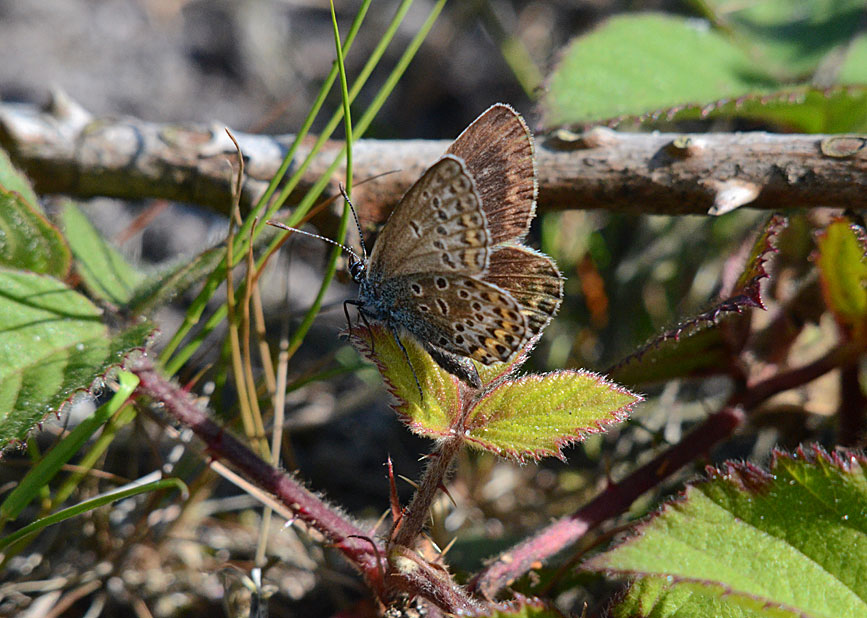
[368,155,490,279]
[380,273,530,364]
[446,104,536,245]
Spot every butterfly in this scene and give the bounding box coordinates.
[344,104,563,390]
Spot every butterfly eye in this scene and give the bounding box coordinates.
[349,257,365,281]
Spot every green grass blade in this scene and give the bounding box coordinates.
[0,370,140,523]
[164,0,442,376]
[158,1,372,365]
[0,476,186,551]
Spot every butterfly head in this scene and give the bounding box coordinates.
[348,254,366,283]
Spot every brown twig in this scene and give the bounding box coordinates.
[1,94,865,221]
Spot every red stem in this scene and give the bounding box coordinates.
[469,406,745,597]
[838,362,867,447]
[469,342,864,597]
[130,357,385,594]
[391,435,463,549]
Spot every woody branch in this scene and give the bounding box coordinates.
[1,93,864,222]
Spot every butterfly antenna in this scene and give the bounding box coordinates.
[339,183,368,260]
[266,220,362,261]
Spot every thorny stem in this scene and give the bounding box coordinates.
[391,434,463,549]
[470,341,865,597]
[129,356,386,596]
[469,406,745,597]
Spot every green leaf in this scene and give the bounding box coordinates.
[0,190,71,278]
[464,371,639,462]
[0,149,39,208]
[815,218,867,337]
[60,202,147,306]
[607,323,735,388]
[60,201,228,315]
[839,34,867,85]
[542,14,777,127]
[615,577,777,618]
[352,323,464,438]
[665,86,867,133]
[609,216,783,387]
[731,215,784,301]
[585,446,867,618]
[703,0,865,78]
[0,269,153,444]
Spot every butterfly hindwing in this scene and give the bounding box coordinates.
[380,273,530,365]
[484,245,563,336]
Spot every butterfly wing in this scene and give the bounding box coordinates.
[368,155,490,279]
[381,273,530,365]
[446,104,536,246]
[484,246,563,336]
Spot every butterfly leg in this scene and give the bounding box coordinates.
[389,329,424,404]
[343,299,371,350]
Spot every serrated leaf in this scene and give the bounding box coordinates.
[542,14,777,127]
[463,371,639,462]
[729,214,784,306]
[615,577,781,618]
[609,216,782,387]
[815,218,867,338]
[0,149,39,208]
[663,86,867,133]
[0,269,153,444]
[703,0,865,78]
[586,446,867,618]
[0,189,71,278]
[60,202,147,306]
[352,323,465,438]
[60,201,228,315]
[608,323,734,388]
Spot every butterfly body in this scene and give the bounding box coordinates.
[349,104,564,390]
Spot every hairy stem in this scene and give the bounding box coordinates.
[469,406,745,597]
[129,356,385,594]
[391,435,463,548]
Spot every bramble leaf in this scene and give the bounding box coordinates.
[464,371,639,462]
[542,7,867,132]
[609,216,782,387]
[542,14,776,127]
[126,244,225,315]
[815,218,867,339]
[702,0,865,78]
[0,191,70,279]
[662,86,867,133]
[0,149,39,208]
[585,446,867,618]
[0,269,153,444]
[352,323,464,438]
[60,201,228,315]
